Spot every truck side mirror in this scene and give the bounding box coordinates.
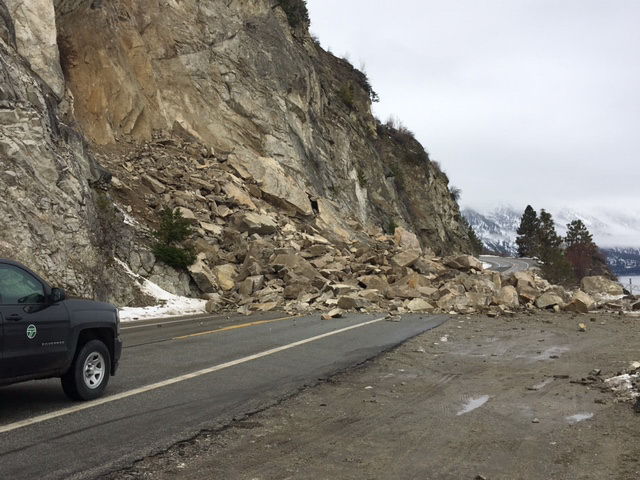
[50,288,66,303]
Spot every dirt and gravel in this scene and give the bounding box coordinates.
[106,312,640,480]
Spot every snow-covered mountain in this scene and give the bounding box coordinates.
[462,207,520,256]
[463,206,640,276]
[603,247,640,276]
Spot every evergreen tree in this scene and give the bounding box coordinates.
[515,205,540,257]
[540,247,576,286]
[534,209,575,285]
[565,220,613,280]
[537,209,562,251]
[152,208,196,269]
[464,219,484,256]
[565,220,593,247]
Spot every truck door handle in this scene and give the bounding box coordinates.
[6,314,23,321]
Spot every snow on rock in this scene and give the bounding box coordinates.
[114,258,206,321]
[605,373,640,401]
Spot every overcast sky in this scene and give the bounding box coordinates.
[306,0,640,213]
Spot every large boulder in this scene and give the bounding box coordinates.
[229,155,312,216]
[493,286,519,308]
[581,276,624,296]
[390,249,421,268]
[188,256,218,293]
[413,256,447,275]
[358,274,389,291]
[234,212,278,235]
[141,174,166,194]
[222,182,257,210]
[406,298,435,312]
[511,271,540,303]
[535,292,564,309]
[213,264,238,291]
[564,290,595,313]
[393,227,421,251]
[444,255,483,271]
[272,253,325,281]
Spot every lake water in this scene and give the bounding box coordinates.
[618,276,640,294]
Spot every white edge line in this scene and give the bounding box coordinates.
[0,316,387,435]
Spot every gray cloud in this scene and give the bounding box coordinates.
[307,0,640,212]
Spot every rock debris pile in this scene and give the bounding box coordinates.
[102,135,637,316]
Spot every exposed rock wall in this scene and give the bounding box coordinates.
[54,0,471,254]
[0,20,125,301]
[0,0,473,304]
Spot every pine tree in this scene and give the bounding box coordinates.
[565,220,613,280]
[152,208,196,269]
[534,209,575,285]
[515,205,540,257]
[466,222,484,256]
[540,247,576,286]
[565,220,593,247]
[537,209,562,251]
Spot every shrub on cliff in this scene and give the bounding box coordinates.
[152,208,196,269]
[278,0,309,29]
[338,82,356,110]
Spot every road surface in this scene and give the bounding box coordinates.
[0,311,446,480]
[480,255,538,274]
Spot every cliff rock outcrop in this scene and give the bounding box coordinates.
[0,0,473,304]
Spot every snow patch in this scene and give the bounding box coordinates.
[457,395,490,416]
[565,413,593,424]
[114,258,206,321]
[605,373,640,400]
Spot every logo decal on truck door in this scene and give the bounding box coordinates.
[26,324,37,339]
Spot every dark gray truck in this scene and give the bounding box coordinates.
[0,259,122,400]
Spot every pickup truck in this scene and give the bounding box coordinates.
[0,259,122,400]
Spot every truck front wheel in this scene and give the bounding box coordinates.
[61,339,111,401]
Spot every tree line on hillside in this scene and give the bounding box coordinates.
[515,205,613,285]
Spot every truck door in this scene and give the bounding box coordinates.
[0,264,70,379]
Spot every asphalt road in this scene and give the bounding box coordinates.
[480,255,538,274]
[0,311,447,480]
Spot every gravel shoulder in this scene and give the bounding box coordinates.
[105,312,640,480]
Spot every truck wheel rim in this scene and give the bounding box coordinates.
[83,352,105,389]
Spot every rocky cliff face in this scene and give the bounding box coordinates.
[0,0,472,304]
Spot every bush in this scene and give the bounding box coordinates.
[154,207,193,245]
[278,0,309,29]
[152,244,196,270]
[337,82,356,110]
[152,208,196,269]
[449,186,462,201]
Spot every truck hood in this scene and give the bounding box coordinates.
[64,298,118,313]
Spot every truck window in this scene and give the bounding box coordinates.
[0,265,46,305]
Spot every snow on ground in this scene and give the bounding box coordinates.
[114,258,206,322]
[605,361,640,401]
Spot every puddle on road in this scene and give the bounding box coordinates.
[457,395,490,416]
[566,413,594,424]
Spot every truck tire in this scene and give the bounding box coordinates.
[61,339,111,401]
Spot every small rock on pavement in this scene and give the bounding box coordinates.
[578,323,587,332]
[532,418,540,423]
[321,308,343,320]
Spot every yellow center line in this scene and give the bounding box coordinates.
[173,315,299,340]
